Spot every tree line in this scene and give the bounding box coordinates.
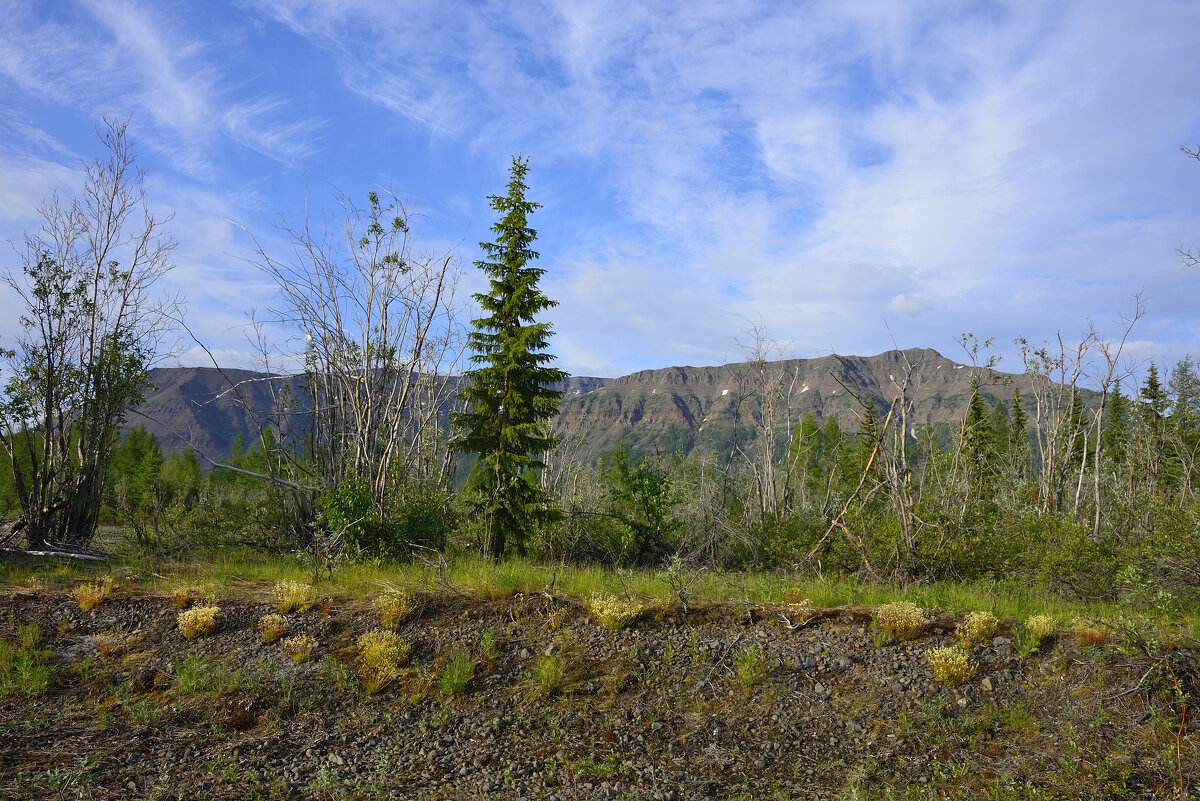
[2,121,1199,607]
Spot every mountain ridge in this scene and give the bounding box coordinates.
[129,348,1048,465]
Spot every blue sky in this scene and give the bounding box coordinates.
[1,0,1198,380]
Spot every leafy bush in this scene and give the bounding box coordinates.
[281,634,318,663]
[319,476,450,561]
[873,602,927,641]
[177,604,220,639]
[600,445,681,566]
[259,614,287,642]
[586,591,644,629]
[273,581,317,614]
[925,646,976,685]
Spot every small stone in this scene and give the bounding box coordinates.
[813,682,826,695]
[519,648,531,659]
[980,677,995,692]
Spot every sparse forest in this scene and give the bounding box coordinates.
[1,130,1198,614]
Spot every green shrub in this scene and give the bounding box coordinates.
[319,476,450,560]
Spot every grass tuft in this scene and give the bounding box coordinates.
[74,580,112,612]
[734,644,767,687]
[437,649,475,698]
[273,581,318,613]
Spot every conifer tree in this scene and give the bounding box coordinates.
[1009,386,1028,454]
[1101,379,1128,464]
[455,157,566,559]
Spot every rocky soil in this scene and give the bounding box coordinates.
[1,586,1195,800]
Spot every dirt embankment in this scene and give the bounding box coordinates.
[0,588,1195,800]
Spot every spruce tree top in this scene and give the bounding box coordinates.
[456,156,566,470]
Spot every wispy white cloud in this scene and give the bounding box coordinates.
[3,0,1199,379]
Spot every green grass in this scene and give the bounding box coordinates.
[1,545,1192,640]
[0,638,54,697]
[437,649,475,698]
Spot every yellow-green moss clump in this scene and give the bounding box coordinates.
[178,604,220,640]
[281,634,317,663]
[376,592,415,626]
[959,610,999,644]
[873,602,927,641]
[925,646,977,685]
[1025,614,1056,644]
[586,591,644,629]
[357,629,411,691]
[259,614,287,642]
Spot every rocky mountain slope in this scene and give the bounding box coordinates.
[130,348,1045,466]
[551,348,1044,462]
[1,585,1192,800]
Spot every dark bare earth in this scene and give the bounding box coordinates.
[1,588,1195,800]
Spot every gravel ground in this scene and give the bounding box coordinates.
[0,587,1195,800]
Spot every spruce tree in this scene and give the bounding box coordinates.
[1101,379,1128,464]
[455,156,566,558]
